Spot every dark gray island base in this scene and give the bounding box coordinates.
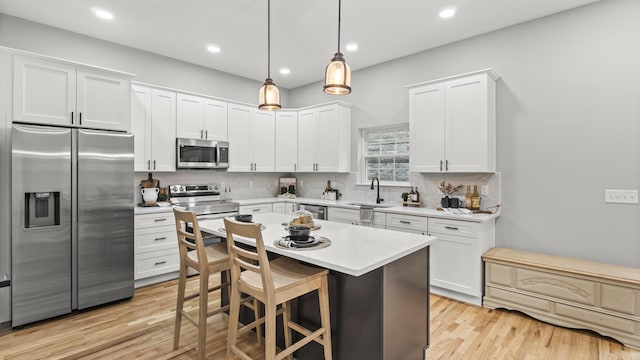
[229,246,430,360]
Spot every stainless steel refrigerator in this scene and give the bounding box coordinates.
[11,123,134,327]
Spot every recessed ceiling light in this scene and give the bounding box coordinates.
[345,43,358,52]
[279,68,291,75]
[206,45,221,53]
[439,7,456,18]
[92,8,114,20]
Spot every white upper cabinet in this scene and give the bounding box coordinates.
[131,85,176,172]
[297,103,351,173]
[275,111,298,172]
[176,93,227,141]
[408,69,498,173]
[227,103,275,172]
[13,55,131,131]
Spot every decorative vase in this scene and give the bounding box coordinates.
[440,196,450,208]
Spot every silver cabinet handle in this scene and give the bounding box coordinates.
[439,160,443,171]
[445,160,449,171]
[154,261,167,266]
[205,130,208,139]
[201,129,204,138]
[252,208,261,212]
[147,160,151,170]
[79,112,83,125]
[154,218,167,222]
[399,220,411,224]
[154,237,167,241]
[294,163,297,171]
[445,226,459,230]
[153,160,156,170]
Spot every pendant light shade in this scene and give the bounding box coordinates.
[258,0,281,110]
[324,0,351,95]
[258,77,281,111]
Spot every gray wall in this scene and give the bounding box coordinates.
[0,13,290,105]
[289,0,640,268]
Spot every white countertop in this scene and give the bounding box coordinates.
[198,212,437,277]
[236,197,500,223]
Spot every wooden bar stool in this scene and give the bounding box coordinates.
[173,208,260,360]
[224,217,332,360]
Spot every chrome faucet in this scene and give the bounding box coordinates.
[370,177,384,204]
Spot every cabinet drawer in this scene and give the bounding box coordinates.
[328,207,360,224]
[428,218,478,238]
[135,211,174,228]
[386,213,428,232]
[239,203,273,214]
[135,249,179,280]
[136,227,177,253]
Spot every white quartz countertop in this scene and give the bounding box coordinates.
[236,197,500,223]
[199,212,436,277]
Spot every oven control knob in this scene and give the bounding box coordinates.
[210,185,219,191]
[171,185,179,193]
[180,186,186,191]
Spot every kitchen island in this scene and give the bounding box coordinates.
[199,212,437,360]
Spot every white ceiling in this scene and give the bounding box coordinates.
[0,0,599,89]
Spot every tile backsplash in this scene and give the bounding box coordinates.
[136,170,501,211]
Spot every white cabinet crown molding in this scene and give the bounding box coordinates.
[405,68,499,89]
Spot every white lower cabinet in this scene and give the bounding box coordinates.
[239,203,273,215]
[385,213,429,235]
[428,218,494,306]
[272,202,298,215]
[134,211,179,287]
[327,207,360,225]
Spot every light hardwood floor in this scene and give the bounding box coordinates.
[1,275,638,360]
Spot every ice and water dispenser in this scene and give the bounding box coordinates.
[24,192,60,228]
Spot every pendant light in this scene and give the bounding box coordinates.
[323,0,351,95]
[258,0,281,110]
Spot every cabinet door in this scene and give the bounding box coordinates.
[77,70,130,131]
[409,83,445,172]
[429,232,479,296]
[150,89,176,172]
[297,109,317,172]
[445,74,491,172]
[272,202,286,214]
[252,110,275,171]
[202,98,228,141]
[13,55,76,126]
[239,203,273,214]
[316,105,340,172]
[131,85,152,171]
[275,111,298,172]
[176,93,204,139]
[227,104,252,171]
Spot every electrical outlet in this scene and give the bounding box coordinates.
[604,189,638,204]
[480,185,489,196]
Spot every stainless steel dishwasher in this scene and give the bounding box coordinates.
[299,204,327,220]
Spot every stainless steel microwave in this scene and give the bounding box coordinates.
[176,138,229,169]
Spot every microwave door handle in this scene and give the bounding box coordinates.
[216,145,221,166]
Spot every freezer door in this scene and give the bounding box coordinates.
[11,124,72,327]
[77,129,134,309]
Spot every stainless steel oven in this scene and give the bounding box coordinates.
[169,183,238,245]
[176,138,229,169]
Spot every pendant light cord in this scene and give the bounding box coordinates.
[337,0,341,53]
[267,0,271,79]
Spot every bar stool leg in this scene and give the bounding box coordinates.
[198,270,209,360]
[174,263,188,350]
[253,298,263,345]
[265,303,278,360]
[282,301,293,360]
[319,276,333,360]
[227,284,241,360]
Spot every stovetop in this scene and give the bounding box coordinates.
[168,183,238,215]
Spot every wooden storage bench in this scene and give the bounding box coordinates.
[482,247,640,350]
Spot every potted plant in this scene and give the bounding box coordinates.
[401,192,409,205]
[437,181,462,208]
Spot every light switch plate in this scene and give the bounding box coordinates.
[604,189,638,204]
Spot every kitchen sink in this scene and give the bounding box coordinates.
[345,202,395,208]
